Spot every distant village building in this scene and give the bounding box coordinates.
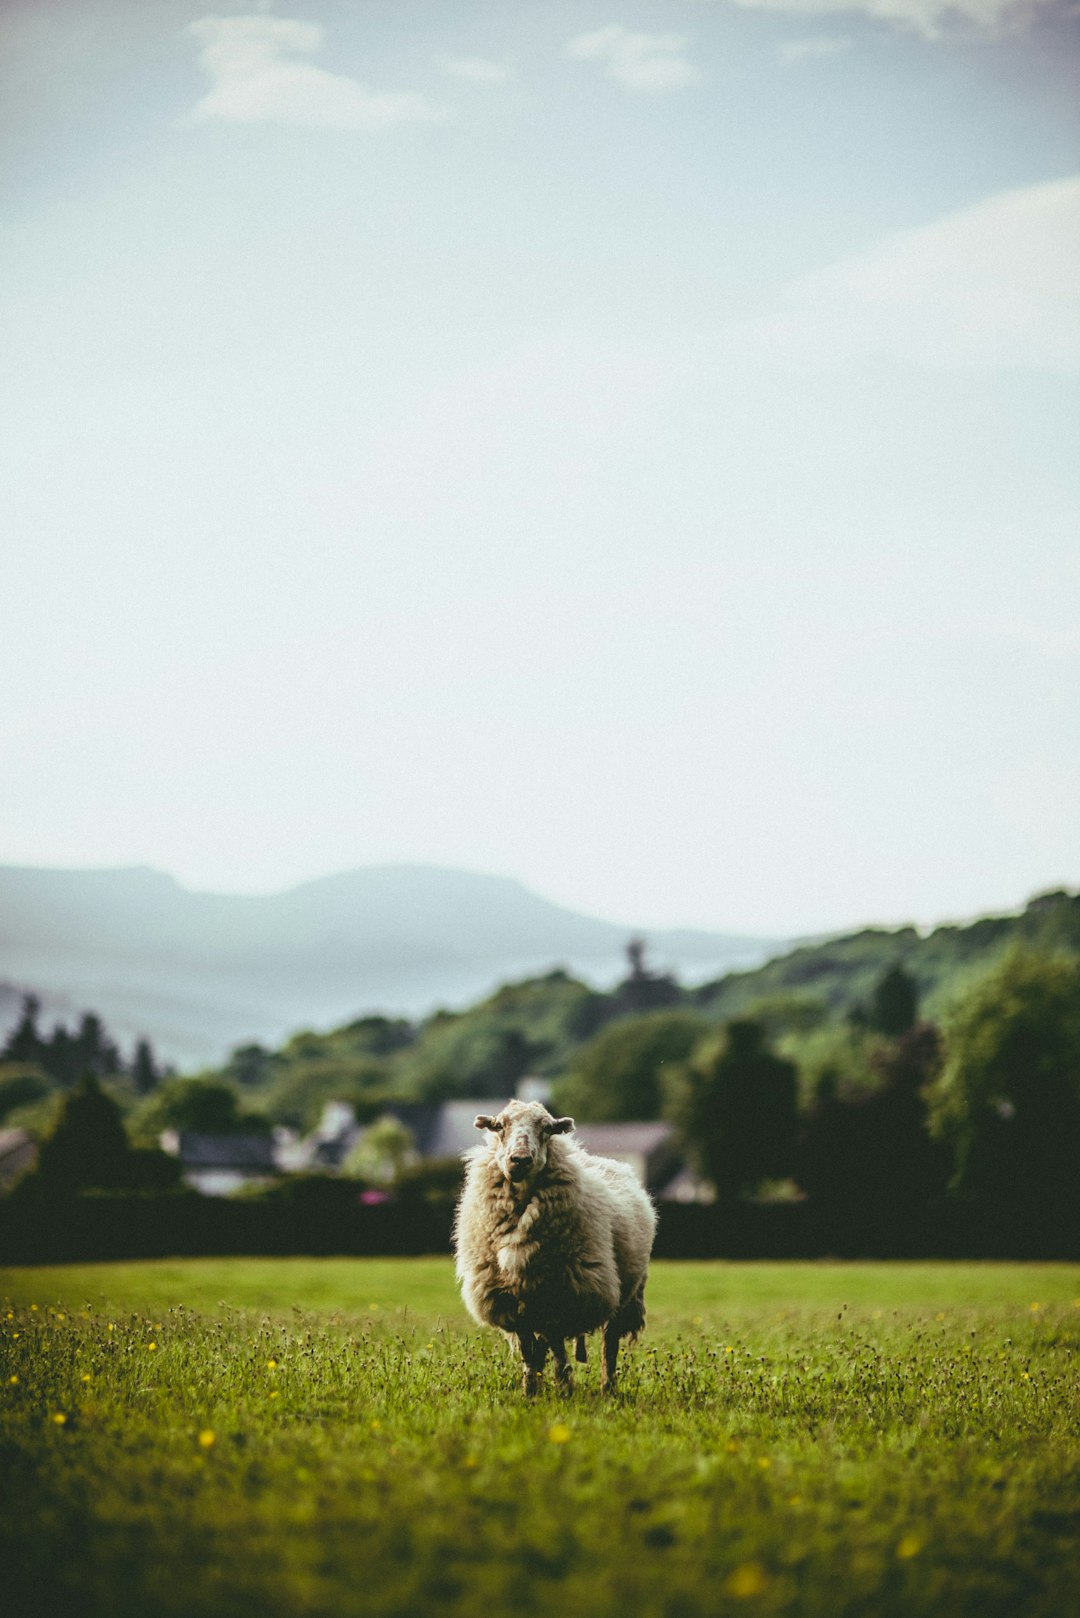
[0,1127,36,1192]
[572,1121,684,1197]
[158,1095,704,1201]
[282,1100,700,1199]
[160,1130,278,1197]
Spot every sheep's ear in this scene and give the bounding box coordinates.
[474,1114,499,1132]
[548,1116,574,1135]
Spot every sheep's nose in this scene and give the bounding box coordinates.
[508,1151,534,1179]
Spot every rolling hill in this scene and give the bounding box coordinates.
[0,863,778,1066]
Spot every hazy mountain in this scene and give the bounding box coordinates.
[0,864,780,1068]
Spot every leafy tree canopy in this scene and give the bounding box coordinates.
[132,1077,268,1142]
[671,1019,799,1200]
[555,1009,709,1123]
[928,949,1080,1213]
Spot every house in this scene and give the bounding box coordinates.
[287,1100,698,1198]
[0,1127,36,1191]
[278,1102,363,1173]
[160,1130,278,1197]
[572,1121,684,1196]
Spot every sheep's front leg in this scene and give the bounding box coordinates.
[517,1331,548,1396]
[548,1337,574,1396]
[600,1322,620,1396]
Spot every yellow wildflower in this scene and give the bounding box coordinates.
[725,1562,767,1598]
[897,1534,923,1560]
[198,1429,216,1448]
[548,1423,572,1444]
[52,1413,67,1426]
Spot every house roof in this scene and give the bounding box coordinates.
[380,1101,507,1160]
[573,1121,675,1159]
[177,1132,277,1170]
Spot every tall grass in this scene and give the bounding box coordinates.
[2,1259,1077,1618]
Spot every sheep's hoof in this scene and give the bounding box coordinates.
[523,1371,541,1397]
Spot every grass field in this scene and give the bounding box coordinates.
[1,1258,1078,1618]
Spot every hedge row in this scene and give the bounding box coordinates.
[1,1190,1076,1266]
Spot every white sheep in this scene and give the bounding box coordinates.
[453,1099,657,1395]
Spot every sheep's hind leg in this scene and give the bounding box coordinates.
[600,1322,620,1396]
[548,1337,574,1396]
[575,1335,588,1364]
[518,1331,548,1396]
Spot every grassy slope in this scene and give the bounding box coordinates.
[1,1259,1078,1618]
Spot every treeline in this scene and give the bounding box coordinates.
[1,995,165,1092]
[1,890,1078,1259]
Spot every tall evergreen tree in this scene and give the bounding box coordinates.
[131,1038,161,1097]
[34,1073,132,1191]
[869,963,919,1038]
[3,994,45,1064]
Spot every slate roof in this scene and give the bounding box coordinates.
[573,1121,675,1159]
[176,1132,277,1170]
[380,1100,507,1160]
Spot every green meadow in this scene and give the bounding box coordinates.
[1,1259,1077,1618]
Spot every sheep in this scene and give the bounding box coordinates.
[453,1098,657,1395]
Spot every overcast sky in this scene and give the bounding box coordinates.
[2,0,1078,937]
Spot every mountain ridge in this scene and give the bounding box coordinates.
[0,862,779,1066]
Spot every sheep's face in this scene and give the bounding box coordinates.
[474,1100,574,1186]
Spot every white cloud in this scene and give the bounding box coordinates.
[779,33,854,59]
[185,15,447,130]
[565,26,701,92]
[440,56,512,84]
[718,0,1066,42]
[740,175,1080,372]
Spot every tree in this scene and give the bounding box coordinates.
[225,1043,275,1088]
[34,1074,132,1191]
[869,963,919,1038]
[674,1019,799,1200]
[928,950,1080,1223]
[2,995,45,1065]
[616,938,681,1014]
[799,1022,947,1240]
[556,1010,709,1123]
[44,1024,81,1086]
[133,1077,257,1141]
[342,1116,416,1186]
[131,1039,161,1097]
[72,1012,123,1080]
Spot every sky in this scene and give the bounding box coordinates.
[2,0,1078,938]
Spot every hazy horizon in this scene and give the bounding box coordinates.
[3,1,1077,938]
[0,853,1065,942]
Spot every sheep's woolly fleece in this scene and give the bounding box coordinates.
[454,1100,656,1392]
